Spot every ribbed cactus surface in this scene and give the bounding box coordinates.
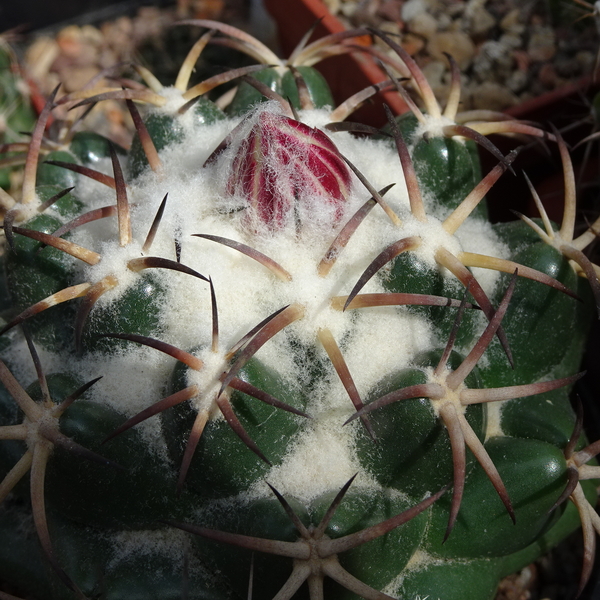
[0,21,599,600]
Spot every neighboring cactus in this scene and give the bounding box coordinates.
[0,21,599,600]
[0,36,36,195]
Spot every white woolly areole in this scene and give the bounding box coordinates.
[414,114,457,140]
[455,217,510,296]
[11,200,41,223]
[83,239,145,294]
[157,86,192,113]
[108,527,190,567]
[185,349,228,417]
[253,419,366,504]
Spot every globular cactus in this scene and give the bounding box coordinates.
[1,20,600,600]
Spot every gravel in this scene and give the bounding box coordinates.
[328,0,600,111]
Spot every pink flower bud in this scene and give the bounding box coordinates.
[226,111,352,231]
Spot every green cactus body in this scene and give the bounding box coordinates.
[391,112,486,220]
[0,43,36,191]
[226,66,334,116]
[128,100,226,179]
[0,29,599,600]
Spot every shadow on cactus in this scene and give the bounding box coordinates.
[0,19,599,600]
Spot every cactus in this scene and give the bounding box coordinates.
[0,36,37,195]
[0,21,600,600]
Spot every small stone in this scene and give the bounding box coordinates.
[56,23,80,47]
[471,55,492,84]
[500,9,526,36]
[402,33,426,55]
[339,0,358,18]
[527,25,556,62]
[57,25,101,62]
[464,5,496,38]
[471,81,519,111]
[428,31,476,70]
[407,12,438,39]
[447,1,465,18]
[80,24,104,45]
[506,69,528,93]
[339,1,359,18]
[101,17,135,60]
[323,0,341,13]
[499,33,522,51]
[344,0,379,26]
[131,6,165,42]
[25,37,60,80]
[422,60,447,89]
[98,48,119,70]
[436,12,453,30]
[402,0,430,21]
[472,40,515,83]
[377,0,404,22]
